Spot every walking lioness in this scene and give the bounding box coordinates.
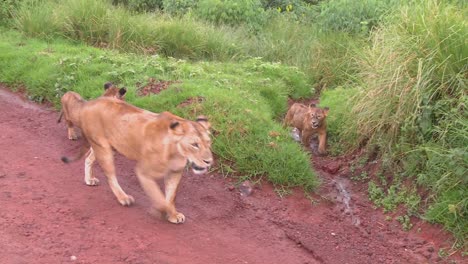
[284,103,329,155]
[62,97,213,224]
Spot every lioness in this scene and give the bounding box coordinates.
[284,103,329,155]
[57,82,127,140]
[62,97,213,224]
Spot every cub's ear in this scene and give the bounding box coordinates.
[119,87,127,96]
[169,121,184,135]
[323,107,330,116]
[196,116,211,130]
[104,82,113,90]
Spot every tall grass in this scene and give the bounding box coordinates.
[12,0,242,60]
[10,0,363,89]
[348,0,467,244]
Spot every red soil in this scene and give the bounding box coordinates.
[0,86,462,264]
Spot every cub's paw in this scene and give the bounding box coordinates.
[118,194,135,206]
[167,212,185,224]
[85,177,100,186]
[68,134,78,140]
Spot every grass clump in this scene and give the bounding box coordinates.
[12,0,242,60]
[9,0,364,89]
[346,1,467,245]
[0,28,319,191]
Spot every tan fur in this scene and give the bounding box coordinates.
[284,103,329,155]
[62,97,213,224]
[58,83,126,140]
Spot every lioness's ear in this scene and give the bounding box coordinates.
[309,103,316,108]
[323,107,330,116]
[119,87,127,96]
[196,116,211,130]
[170,121,184,135]
[104,82,113,90]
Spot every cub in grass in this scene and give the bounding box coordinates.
[284,103,329,155]
[57,82,126,140]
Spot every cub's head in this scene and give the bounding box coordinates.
[170,116,213,174]
[103,82,127,100]
[306,104,329,129]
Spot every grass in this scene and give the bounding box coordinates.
[347,1,467,246]
[0,28,319,191]
[9,0,363,89]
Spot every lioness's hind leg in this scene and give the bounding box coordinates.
[84,148,100,186]
[93,145,134,206]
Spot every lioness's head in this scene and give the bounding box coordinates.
[170,116,213,174]
[103,82,127,100]
[307,104,329,129]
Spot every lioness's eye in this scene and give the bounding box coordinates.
[191,143,199,148]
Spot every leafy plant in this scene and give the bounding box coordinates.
[196,0,266,30]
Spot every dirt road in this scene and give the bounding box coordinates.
[0,86,460,264]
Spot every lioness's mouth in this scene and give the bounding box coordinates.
[191,163,208,174]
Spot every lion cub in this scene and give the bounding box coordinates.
[58,82,126,140]
[284,103,329,155]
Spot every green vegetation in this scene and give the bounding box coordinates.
[351,1,467,246]
[0,0,466,246]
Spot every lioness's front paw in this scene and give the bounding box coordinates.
[85,178,100,186]
[118,194,135,206]
[167,212,185,224]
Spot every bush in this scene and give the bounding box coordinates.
[0,0,19,25]
[347,1,467,244]
[196,0,266,29]
[163,0,198,16]
[317,0,399,34]
[112,0,163,12]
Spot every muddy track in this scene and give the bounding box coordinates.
[0,86,461,264]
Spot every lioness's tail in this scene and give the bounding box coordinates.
[57,110,63,123]
[61,137,91,164]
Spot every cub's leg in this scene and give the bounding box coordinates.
[92,144,134,206]
[136,163,184,224]
[301,129,313,148]
[84,148,99,186]
[318,130,327,155]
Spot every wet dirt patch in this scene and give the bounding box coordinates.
[177,96,205,108]
[136,77,180,96]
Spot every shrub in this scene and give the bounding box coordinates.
[0,0,19,25]
[196,0,266,29]
[112,0,163,12]
[348,1,467,244]
[163,0,198,16]
[317,0,400,34]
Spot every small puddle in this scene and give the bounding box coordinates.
[332,177,361,227]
